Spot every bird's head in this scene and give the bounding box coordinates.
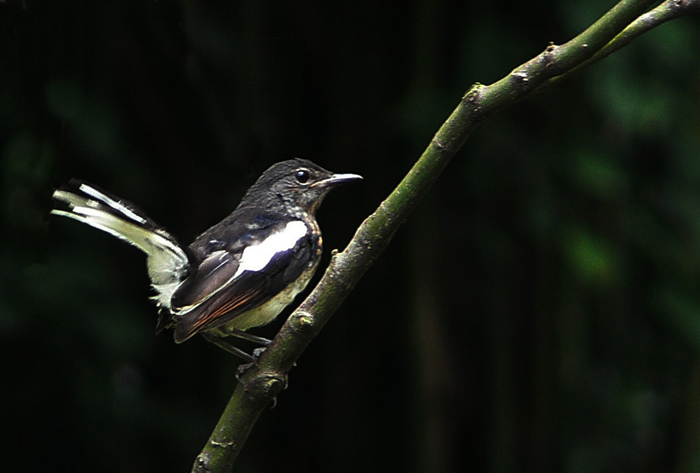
[243,158,363,217]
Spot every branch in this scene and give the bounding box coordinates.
[550,0,700,85]
[192,0,698,471]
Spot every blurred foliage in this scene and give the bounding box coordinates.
[1,1,700,472]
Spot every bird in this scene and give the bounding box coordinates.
[51,158,362,361]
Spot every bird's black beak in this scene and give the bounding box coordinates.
[313,173,363,188]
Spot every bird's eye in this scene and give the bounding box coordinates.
[294,169,311,184]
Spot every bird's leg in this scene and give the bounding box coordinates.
[229,329,272,346]
[203,331,278,384]
[201,332,256,363]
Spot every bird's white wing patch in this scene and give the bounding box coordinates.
[168,221,309,316]
[234,220,307,277]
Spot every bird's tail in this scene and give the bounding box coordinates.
[51,180,190,307]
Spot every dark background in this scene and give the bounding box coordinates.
[2,1,700,472]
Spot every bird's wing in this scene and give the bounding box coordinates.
[170,219,316,342]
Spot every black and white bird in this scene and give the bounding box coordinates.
[51,159,362,360]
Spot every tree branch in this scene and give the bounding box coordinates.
[192,0,698,471]
[550,0,700,85]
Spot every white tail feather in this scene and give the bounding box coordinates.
[52,185,189,308]
[77,183,148,224]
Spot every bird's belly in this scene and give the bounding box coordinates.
[215,262,318,333]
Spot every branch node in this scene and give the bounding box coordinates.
[193,453,212,473]
[245,372,287,401]
[210,438,236,449]
[511,70,529,85]
[545,44,559,65]
[462,83,482,103]
[290,310,316,334]
[432,137,447,151]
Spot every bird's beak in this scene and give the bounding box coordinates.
[313,173,363,188]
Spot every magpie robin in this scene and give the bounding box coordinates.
[51,159,362,361]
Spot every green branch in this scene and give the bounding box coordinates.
[552,0,700,84]
[192,0,698,471]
